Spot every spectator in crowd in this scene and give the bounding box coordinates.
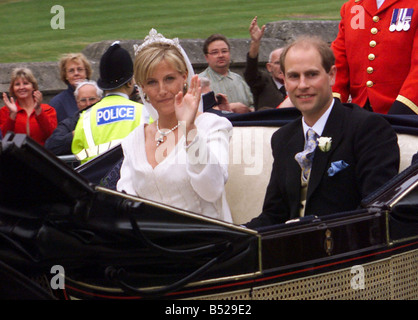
[45,80,102,155]
[246,36,399,229]
[244,16,286,110]
[72,42,146,163]
[200,76,232,113]
[117,29,233,223]
[199,33,254,113]
[0,68,57,146]
[50,53,93,122]
[331,0,418,115]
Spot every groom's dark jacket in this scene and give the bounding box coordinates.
[246,100,400,228]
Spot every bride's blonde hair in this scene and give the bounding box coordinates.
[134,42,188,87]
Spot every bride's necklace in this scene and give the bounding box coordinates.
[156,119,179,146]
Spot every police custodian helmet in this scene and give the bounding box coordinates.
[97,41,133,90]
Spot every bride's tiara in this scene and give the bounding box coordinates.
[134,28,181,56]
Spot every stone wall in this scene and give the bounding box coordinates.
[0,20,339,103]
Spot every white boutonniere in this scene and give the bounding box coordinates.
[318,137,332,152]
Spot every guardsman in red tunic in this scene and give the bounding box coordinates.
[331,0,418,114]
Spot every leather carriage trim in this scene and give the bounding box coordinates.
[64,269,263,298]
[63,243,418,299]
[389,179,418,209]
[95,186,259,235]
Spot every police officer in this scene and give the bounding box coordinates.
[72,41,147,163]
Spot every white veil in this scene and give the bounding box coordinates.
[133,28,203,122]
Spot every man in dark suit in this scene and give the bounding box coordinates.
[244,16,286,110]
[246,36,400,229]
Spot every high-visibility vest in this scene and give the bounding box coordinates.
[72,95,145,163]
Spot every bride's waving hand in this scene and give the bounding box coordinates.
[174,75,201,143]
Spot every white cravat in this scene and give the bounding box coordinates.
[376,0,385,9]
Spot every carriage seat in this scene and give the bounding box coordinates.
[225,126,418,225]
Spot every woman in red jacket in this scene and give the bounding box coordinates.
[0,68,57,145]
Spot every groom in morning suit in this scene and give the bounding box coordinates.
[246,36,400,229]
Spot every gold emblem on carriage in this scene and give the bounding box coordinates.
[324,229,334,256]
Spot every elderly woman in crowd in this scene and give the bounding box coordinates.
[50,52,92,122]
[0,68,57,146]
[116,29,233,223]
[45,80,102,155]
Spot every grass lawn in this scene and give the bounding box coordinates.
[0,0,345,63]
